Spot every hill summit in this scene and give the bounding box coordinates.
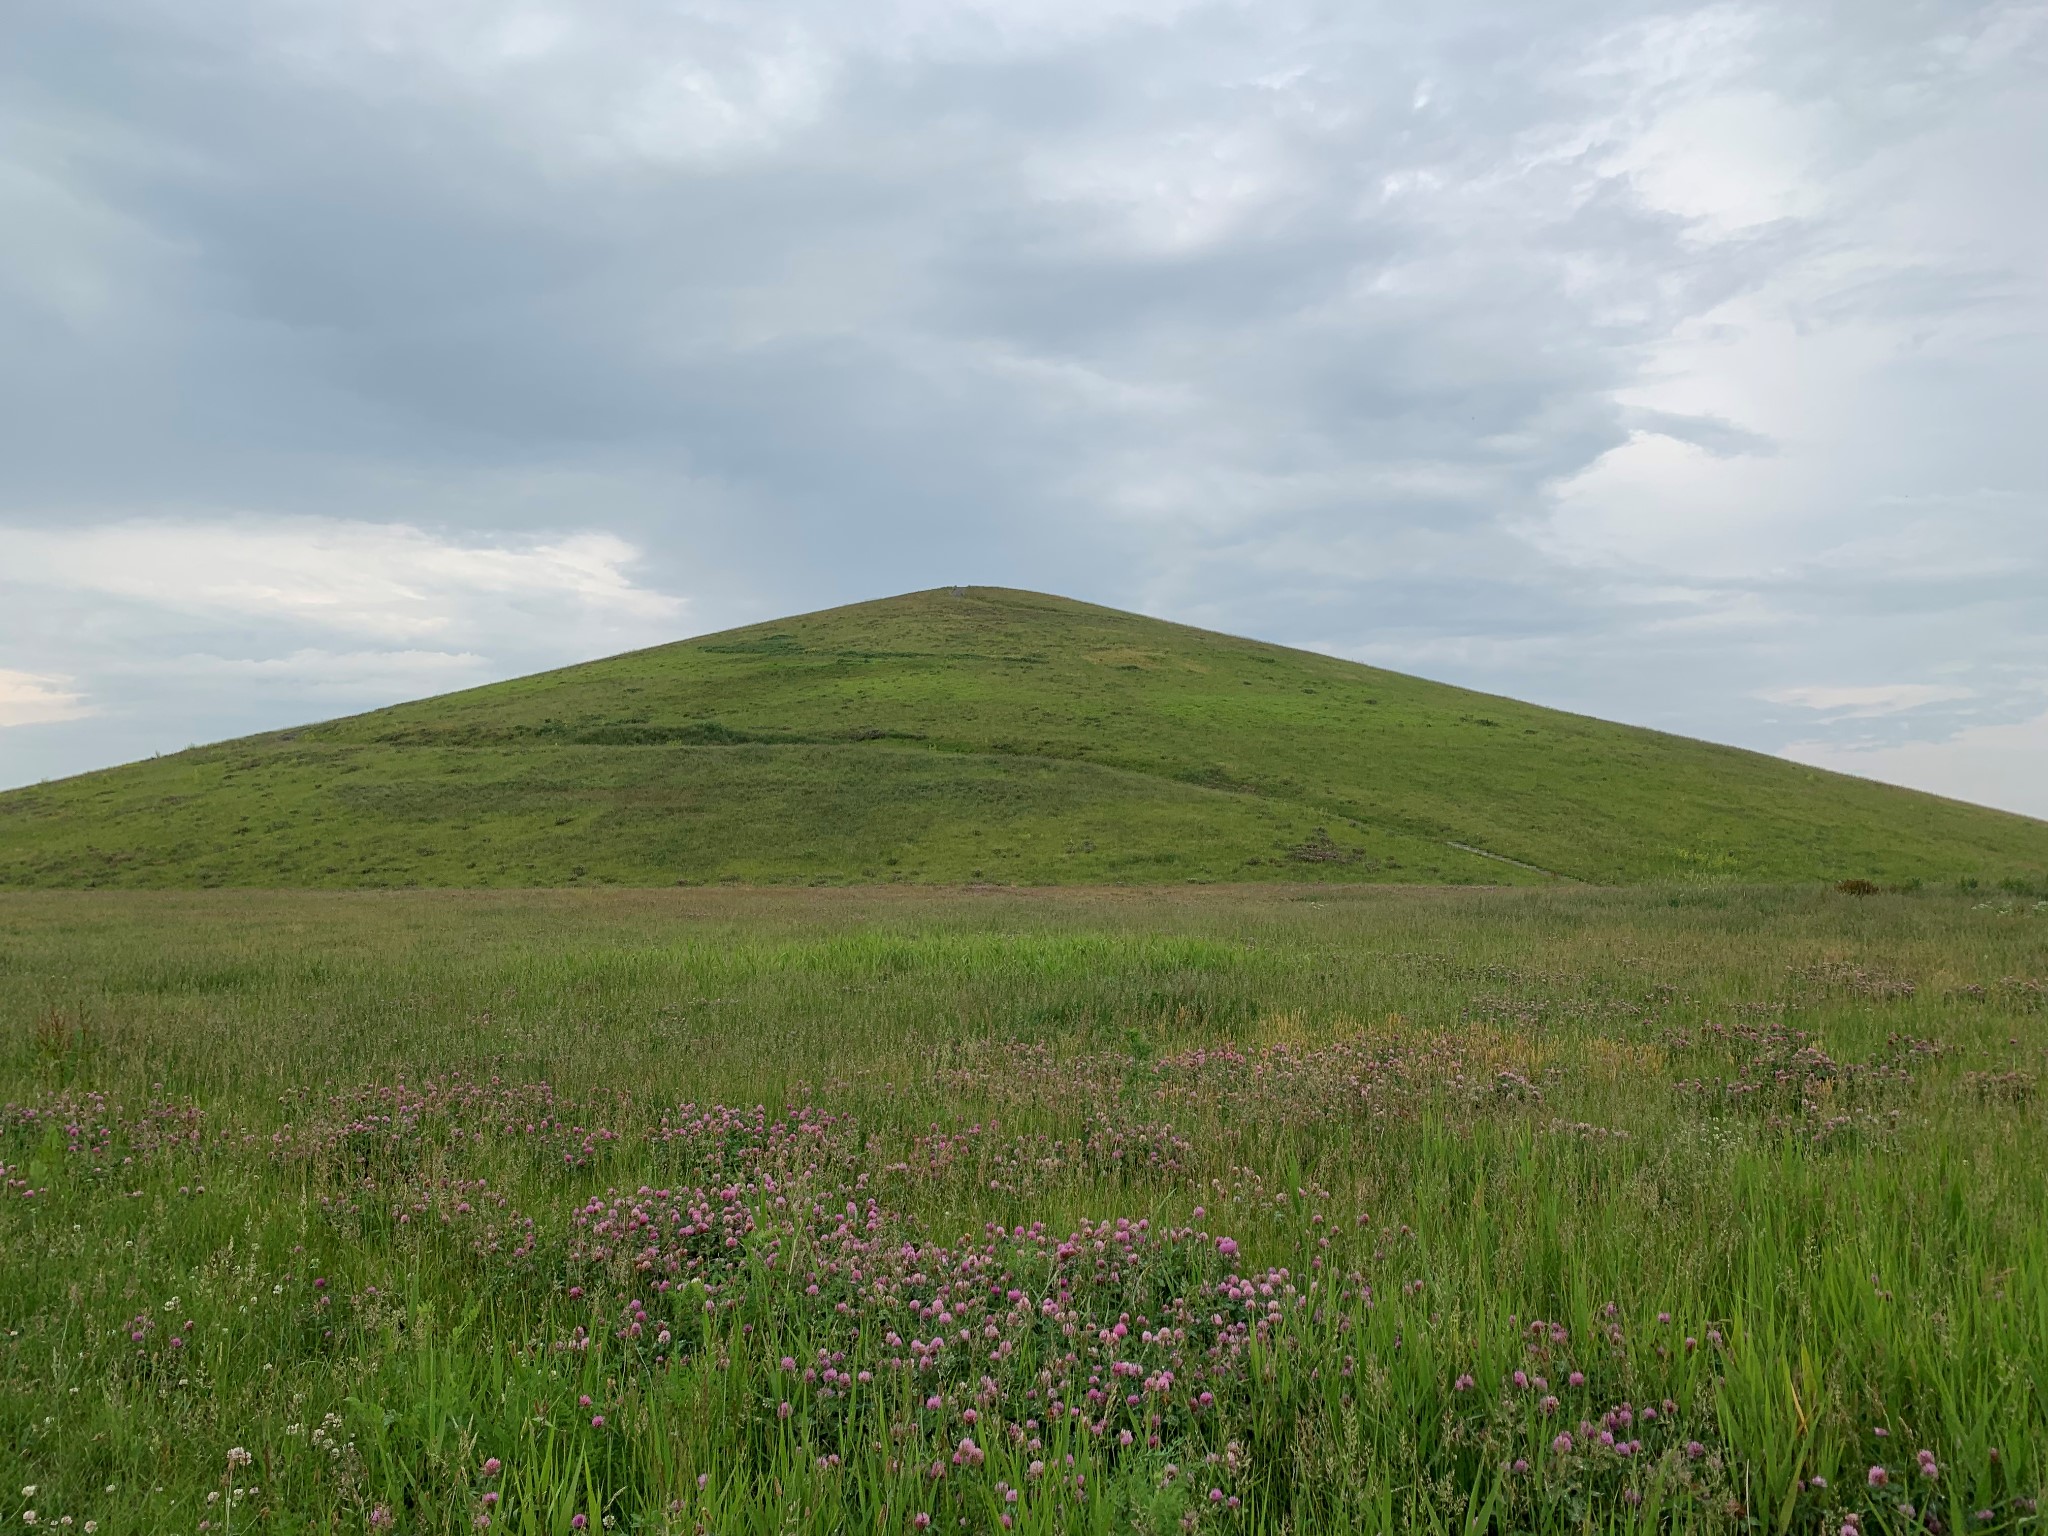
[3,587,2043,888]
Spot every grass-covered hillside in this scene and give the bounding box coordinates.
[3,586,2044,888]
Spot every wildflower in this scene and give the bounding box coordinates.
[913,1517,931,1530]
[368,1508,393,1529]
[1512,1459,1529,1474]
[697,1475,708,1491]
[1552,1433,1573,1454]
[777,1402,792,1420]
[482,1458,501,1476]
[226,1448,252,1468]
[1217,1238,1239,1259]
[1567,1371,1584,1387]
[571,1517,587,1531]
[1868,1466,1888,1487]
[1916,1450,1938,1481]
[1453,1374,1474,1392]
[590,1415,604,1428]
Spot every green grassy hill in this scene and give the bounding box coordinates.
[3,586,2043,888]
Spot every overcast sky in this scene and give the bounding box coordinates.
[4,0,2045,817]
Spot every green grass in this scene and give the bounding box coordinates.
[4,882,2046,1532]
[5,587,2045,889]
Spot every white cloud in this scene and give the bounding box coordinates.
[1783,711,2048,821]
[1337,633,1575,673]
[1023,121,1305,256]
[163,647,485,678]
[0,518,686,780]
[1638,588,1803,636]
[1535,4,2048,591]
[0,669,93,728]
[5,519,681,641]
[137,648,493,700]
[1612,88,1828,234]
[1759,683,1976,718]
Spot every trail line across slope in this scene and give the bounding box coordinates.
[1445,841,1575,881]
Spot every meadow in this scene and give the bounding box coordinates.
[3,881,2046,1533]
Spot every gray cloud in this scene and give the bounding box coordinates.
[4,0,2045,814]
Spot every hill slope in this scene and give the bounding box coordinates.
[3,587,2044,888]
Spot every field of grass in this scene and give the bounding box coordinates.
[6,588,2047,890]
[4,881,2046,1533]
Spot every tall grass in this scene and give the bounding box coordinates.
[2,883,2044,1532]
